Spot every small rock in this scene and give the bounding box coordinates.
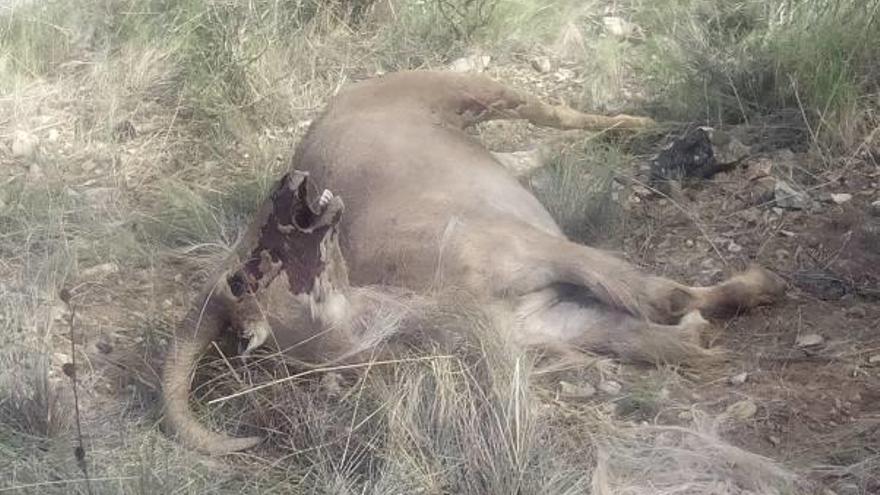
[554,68,575,82]
[27,163,44,181]
[868,354,880,365]
[747,158,773,181]
[774,180,811,210]
[727,241,743,253]
[113,120,137,141]
[830,193,852,204]
[448,54,491,73]
[796,333,824,348]
[81,160,97,172]
[729,372,748,385]
[602,16,637,38]
[709,131,750,165]
[52,352,72,367]
[559,380,596,399]
[768,435,781,446]
[530,56,552,74]
[750,176,777,204]
[11,130,39,158]
[845,306,867,319]
[47,129,60,143]
[870,200,880,216]
[320,371,344,398]
[726,399,757,420]
[80,262,120,279]
[598,380,622,395]
[492,149,542,177]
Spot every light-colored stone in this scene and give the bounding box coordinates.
[26,163,44,181]
[11,130,39,158]
[554,68,575,82]
[796,333,824,348]
[775,180,811,210]
[747,158,773,181]
[726,399,757,420]
[80,262,120,279]
[729,372,748,385]
[559,380,596,399]
[830,193,852,204]
[598,380,622,395]
[868,354,880,364]
[530,56,552,74]
[448,54,491,73]
[602,16,639,39]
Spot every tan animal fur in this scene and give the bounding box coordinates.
[162,71,786,455]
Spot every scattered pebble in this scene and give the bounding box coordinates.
[448,54,491,73]
[12,130,39,158]
[768,435,781,446]
[320,371,344,398]
[599,380,622,395]
[80,262,120,279]
[95,341,113,354]
[729,372,748,385]
[830,193,852,204]
[775,180,811,210]
[868,354,880,365]
[530,56,552,73]
[27,163,45,182]
[747,158,773,180]
[559,380,596,399]
[845,306,867,319]
[727,241,743,253]
[602,16,639,39]
[554,68,575,82]
[726,399,757,420]
[795,333,825,348]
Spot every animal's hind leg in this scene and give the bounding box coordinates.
[484,224,786,324]
[516,290,716,364]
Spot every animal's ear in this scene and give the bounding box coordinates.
[277,170,343,230]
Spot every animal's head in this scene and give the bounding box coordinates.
[220,170,346,353]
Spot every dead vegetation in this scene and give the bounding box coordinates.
[1,0,878,493]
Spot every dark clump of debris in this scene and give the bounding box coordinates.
[648,126,750,196]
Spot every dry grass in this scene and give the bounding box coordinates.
[2,0,877,493]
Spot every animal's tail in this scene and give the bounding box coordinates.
[161,288,262,455]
